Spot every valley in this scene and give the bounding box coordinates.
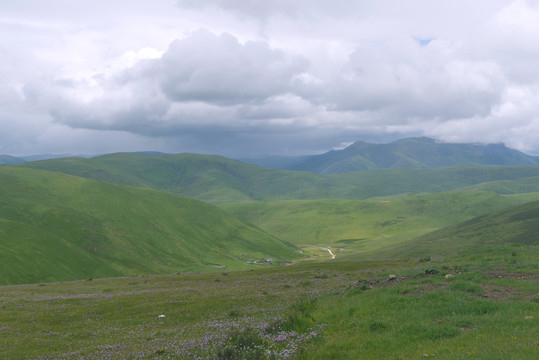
[1,138,538,358]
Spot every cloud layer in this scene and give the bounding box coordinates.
[2,0,539,156]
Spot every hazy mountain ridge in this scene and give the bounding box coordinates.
[239,137,539,173]
[288,137,539,174]
[0,155,26,165]
[13,153,539,204]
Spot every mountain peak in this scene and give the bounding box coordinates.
[291,137,539,174]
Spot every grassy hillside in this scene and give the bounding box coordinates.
[13,153,338,203]
[0,167,298,285]
[222,191,539,258]
[13,154,539,203]
[373,199,539,259]
[331,164,539,199]
[461,176,539,194]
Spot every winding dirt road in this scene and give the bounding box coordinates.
[321,247,336,260]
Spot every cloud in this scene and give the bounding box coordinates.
[157,30,308,105]
[4,0,539,156]
[320,38,504,122]
[27,30,309,139]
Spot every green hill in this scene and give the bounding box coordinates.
[222,191,539,257]
[374,199,539,259]
[13,153,339,204]
[290,137,539,174]
[14,153,539,204]
[0,167,298,285]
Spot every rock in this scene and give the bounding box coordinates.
[444,274,454,279]
[388,274,397,280]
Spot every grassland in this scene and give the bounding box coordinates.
[222,191,539,258]
[0,167,298,285]
[375,199,539,259]
[1,246,537,359]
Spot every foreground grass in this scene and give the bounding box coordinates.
[1,248,538,359]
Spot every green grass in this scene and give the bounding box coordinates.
[1,252,537,359]
[374,200,539,259]
[222,191,539,257]
[0,167,299,285]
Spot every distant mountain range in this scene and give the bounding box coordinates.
[0,153,93,165]
[0,155,26,165]
[11,152,539,204]
[5,137,539,173]
[242,137,539,174]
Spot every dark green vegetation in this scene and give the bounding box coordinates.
[12,152,539,203]
[1,249,537,359]
[0,167,297,285]
[287,137,539,174]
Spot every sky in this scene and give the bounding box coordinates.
[2,0,539,157]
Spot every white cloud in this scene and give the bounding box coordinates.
[3,0,539,156]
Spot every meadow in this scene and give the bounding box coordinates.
[1,246,537,359]
[222,191,539,258]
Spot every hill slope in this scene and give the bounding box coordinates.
[13,153,539,203]
[0,167,298,285]
[222,191,539,257]
[12,153,339,204]
[290,137,539,174]
[374,200,539,258]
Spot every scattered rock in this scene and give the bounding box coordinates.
[388,274,397,280]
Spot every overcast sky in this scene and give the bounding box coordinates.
[2,0,539,157]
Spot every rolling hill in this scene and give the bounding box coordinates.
[372,199,539,259]
[288,137,539,174]
[11,153,338,203]
[0,167,298,285]
[222,191,539,257]
[12,153,539,204]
